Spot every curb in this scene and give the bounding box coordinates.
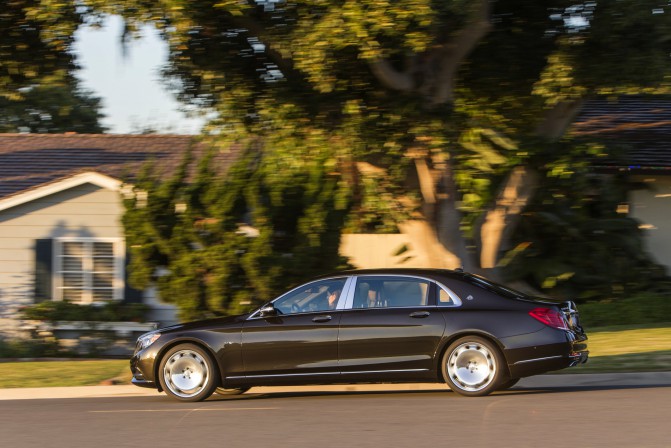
[1,372,670,401]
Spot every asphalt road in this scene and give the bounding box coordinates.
[1,376,670,448]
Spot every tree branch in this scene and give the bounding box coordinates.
[368,58,414,91]
[535,99,584,140]
[478,166,539,269]
[431,0,492,105]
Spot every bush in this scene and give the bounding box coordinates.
[0,337,65,358]
[21,301,149,322]
[578,292,671,328]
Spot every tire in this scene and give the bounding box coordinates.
[215,387,250,396]
[158,343,219,402]
[441,336,505,397]
[497,377,520,391]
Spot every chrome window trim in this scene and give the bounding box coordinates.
[247,273,462,319]
[225,368,429,380]
[512,355,563,365]
[347,274,462,309]
[247,276,353,320]
[336,276,356,310]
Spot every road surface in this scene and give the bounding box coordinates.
[1,374,669,448]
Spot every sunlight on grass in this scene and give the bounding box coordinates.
[0,360,129,389]
[587,325,671,357]
[568,323,671,373]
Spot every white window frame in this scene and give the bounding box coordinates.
[53,237,125,303]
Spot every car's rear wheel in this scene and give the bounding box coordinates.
[158,343,218,402]
[441,336,505,397]
[215,387,250,396]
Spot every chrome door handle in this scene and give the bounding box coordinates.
[409,311,430,318]
[312,315,332,323]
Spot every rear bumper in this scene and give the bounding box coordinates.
[504,327,588,378]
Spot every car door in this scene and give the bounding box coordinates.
[240,277,352,381]
[338,275,446,380]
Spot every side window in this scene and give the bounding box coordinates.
[353,276,429,309]
[438,288,454,305]
[273,278,346,315]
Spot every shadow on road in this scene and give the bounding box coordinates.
[193,382,671,402]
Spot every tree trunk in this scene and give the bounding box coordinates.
[477,166,539,276]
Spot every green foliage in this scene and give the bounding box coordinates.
[123,139,352,321]
[86,1,671,308]
[0,1,105,133]
[578,294,671,328]
[501,144,670,301]
[0,78,107,133]
[21,301,149,322]
[0,337,63,359]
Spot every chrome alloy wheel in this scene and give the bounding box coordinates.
[447,342,497,392]
[163,349,211,398]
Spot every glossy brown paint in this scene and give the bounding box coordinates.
[131,269,589,398]
[338,308,445,376]
[240,312,341,377]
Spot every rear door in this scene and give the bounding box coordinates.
[338,275,446,379]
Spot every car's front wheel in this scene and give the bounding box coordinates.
[158,343,219,402]
[441,336,505,397]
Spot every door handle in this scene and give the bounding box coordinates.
[409,311,430,318]
[312,315,332,323]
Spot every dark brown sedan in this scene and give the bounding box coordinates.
[130,269,588,401]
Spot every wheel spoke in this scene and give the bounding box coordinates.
[446,342,497,393]
[162,349,210,398]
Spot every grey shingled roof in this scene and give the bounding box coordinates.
[0,134,237,199]
[573,96,671,171]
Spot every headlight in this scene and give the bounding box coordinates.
[137,332,161,350]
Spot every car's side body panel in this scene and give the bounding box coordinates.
[130,269,589,397]
[338,307,445,377]
[239,312,341,377]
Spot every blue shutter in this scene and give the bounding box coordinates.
[34,239,53,302]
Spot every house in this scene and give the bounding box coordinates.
[0,134,237,342]
[572,96,671,271]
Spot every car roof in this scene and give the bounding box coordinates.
[317,268,468,282]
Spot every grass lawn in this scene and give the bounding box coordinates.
[0,323,669,388]
[569,323,671,373]
[0,360,130,389]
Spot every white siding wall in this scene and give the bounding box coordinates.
[631,175,671,271]
[0,184,123,332]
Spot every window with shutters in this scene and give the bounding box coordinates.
[55,238,124,303]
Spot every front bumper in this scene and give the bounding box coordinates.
[130,345,162,390]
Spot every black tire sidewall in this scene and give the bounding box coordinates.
[441,336,505,397]
[158,343,219,402]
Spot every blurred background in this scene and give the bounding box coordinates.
[0,1,670,372]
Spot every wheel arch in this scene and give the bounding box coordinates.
[153,337,222,392]
[435,330,511,382]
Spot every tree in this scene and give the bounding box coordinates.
[0,0,106,133]
[123,136,351,321]
[0,77,107,133]
[84,1,671,310]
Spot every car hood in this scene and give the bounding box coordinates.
[157,313,250,334]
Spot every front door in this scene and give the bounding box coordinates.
[241,277,348,381]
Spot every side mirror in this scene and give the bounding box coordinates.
[259,304,278,317]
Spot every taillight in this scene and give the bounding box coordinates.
[529,307,568,330]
